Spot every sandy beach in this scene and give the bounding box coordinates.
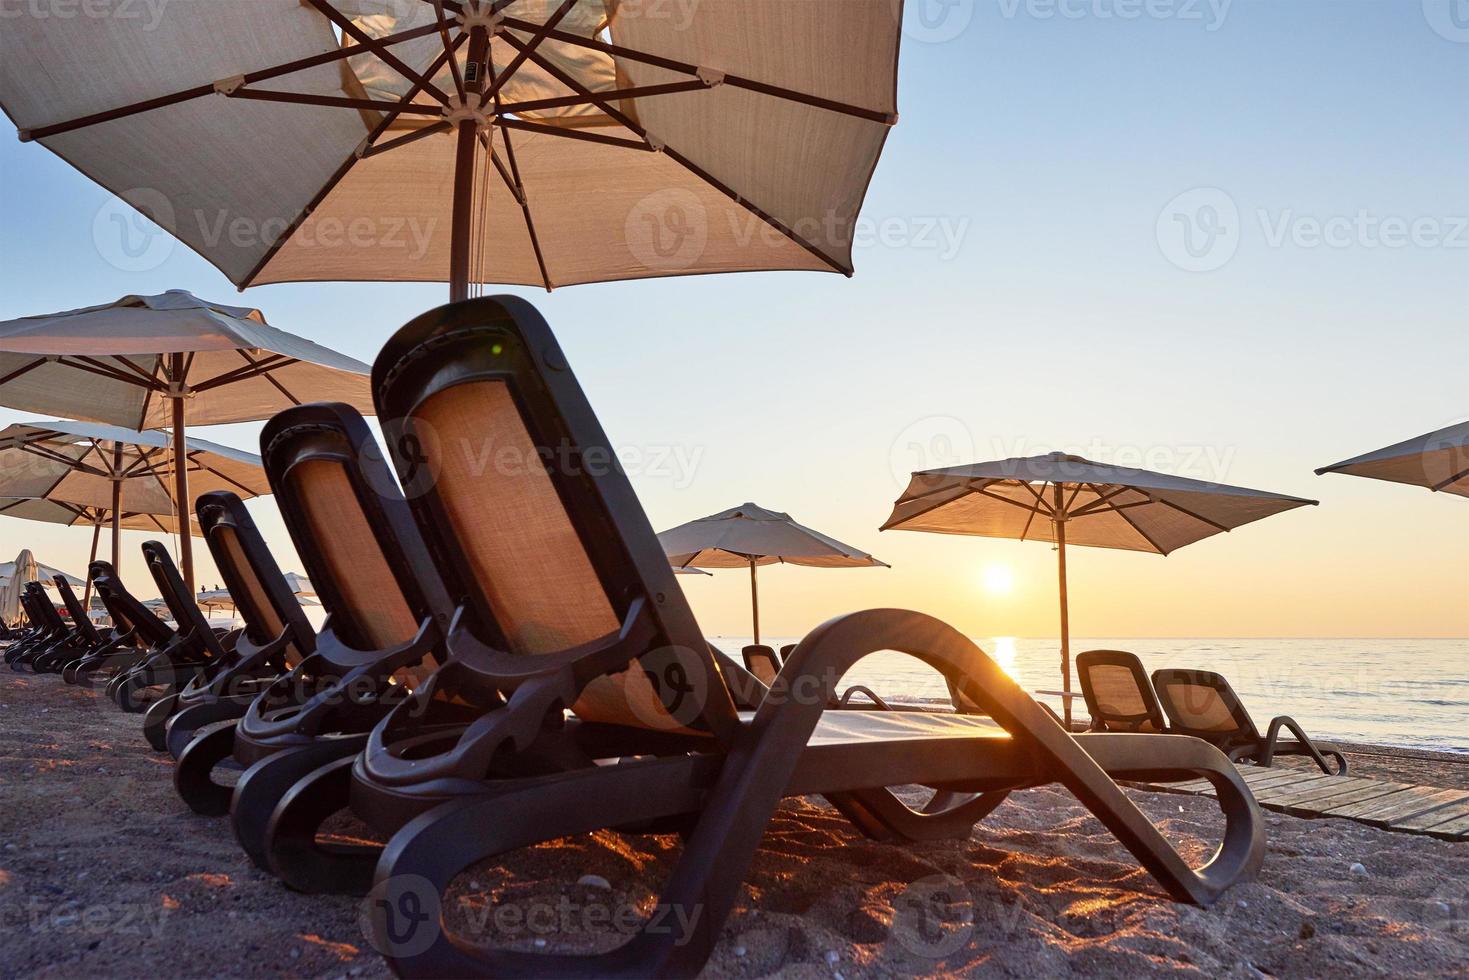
[1,673,1465,980]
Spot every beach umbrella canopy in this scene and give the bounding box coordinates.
[0,549,83,625]
[659,502,887,643]
[0,418,267,594]
[1316,421,1469,498]
[283,572,316,597]
[0,291,370,588]
[882,452,1317,723]
[0,0,902,298]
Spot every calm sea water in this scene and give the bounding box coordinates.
[709,636,1469,754]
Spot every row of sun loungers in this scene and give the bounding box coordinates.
[3,297,1281,979]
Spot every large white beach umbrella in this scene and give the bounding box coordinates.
[882,452,1317,723]
[0,0,902,299]
[1316,421,1469,498]
[659,502,887,644]
[0,417,269,605]
[0,291,370,589]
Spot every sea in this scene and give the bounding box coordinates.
[707,636,1469,754]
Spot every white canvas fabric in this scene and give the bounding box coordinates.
[0,291,371,428]
[1316,421,1469,499]
[0,549,83,624]
[0,0,900,289]
[660,502,887,569]
[0,418,267,536]
[883,453,1317,555]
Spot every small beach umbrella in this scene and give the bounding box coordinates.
[1316,421,1469,498]
[882,453,1317,724]
[0,1,902,299]
[659,502,887,644]
[0,291,370,589]
[0,549,83,625]
[0,418,268,602]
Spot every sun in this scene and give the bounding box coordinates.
[980,564,1015,596]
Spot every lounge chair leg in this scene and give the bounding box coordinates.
[164,697,252,759]
[264,756,379,895]
[1261,716,1348,775]
[370,755,718,978]
[142,692,182,751]
[232,738,368,872]
[174,722,241,816]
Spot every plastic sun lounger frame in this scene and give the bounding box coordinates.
[1151,668,1348,775]
[1076,649,1171,733]
[144,494,316,758]
[193,403,464,893]
[104,547,217,713]
[345,296,1267,979]
[29,576,105,672]
[63,560,171,685]
[7,583,75,670]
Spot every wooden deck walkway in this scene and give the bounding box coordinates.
[1141,764,1469,841]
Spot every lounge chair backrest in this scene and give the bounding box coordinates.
[742,645,781,686]
[26,583,64,630]
[372,297,740,743]
[89,560,172,647]
[142,541,227,658]
[1151,668,1260,742]
[1076,650,1167,733]
[52,576,101,644]
[195,491,314,665]
[261,403,452,682]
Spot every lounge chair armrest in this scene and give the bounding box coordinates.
[1261,715,1348,775]
[770,609,1263,905]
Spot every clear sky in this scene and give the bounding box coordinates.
[0,0,1465,638]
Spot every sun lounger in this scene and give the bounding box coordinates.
[29,576,105,672]
[1076,649,1170,732]
[104,548,220,713]
[63,561,172,686]
[142,498,315,757]
[1151,668,1348,775]
[193,403,466,893]
[344,297,1265,978]
[7,583,80,671]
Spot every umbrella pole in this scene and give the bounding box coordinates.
[449,27,490,303]
[82,520,101,611]
[170,354,194,592]
[1054,491,1072,729]
[110,444,123,574]
[750,559,760,645]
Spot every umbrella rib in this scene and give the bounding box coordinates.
[483,0,582,106]
[1431,464,1469,492]
[431,0,467,100]
[495,116,652,151]
[361,122,454,158]
[193,461,260,499]
[498,80,708,115]
[1090,488,1171,555]
[1152,496,1231,533]
[225,89,444,116]
[305,0,451,107]
[136,359,165,430]
[56,356,158,389]
[1066,484,1130,519]
[494,100,554,291]
[495,14,898,125]
[0,357,47,387]
[190,353,296,392]
[19,16,458,142]
[502,35,851,275]
[240,38,464,287]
